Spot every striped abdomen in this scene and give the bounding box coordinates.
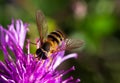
[47,30,65,45]
[44,30,65,53]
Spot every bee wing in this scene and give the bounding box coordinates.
[56,39,84,52]
[65,39,84,50]
[36,10,48,44]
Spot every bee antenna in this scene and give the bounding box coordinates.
[30,42,37,45]
[26,39,37,45]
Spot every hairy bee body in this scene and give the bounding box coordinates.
[36,30,65,59]
[35,10,83,60]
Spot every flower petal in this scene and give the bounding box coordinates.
[8,19,28,49]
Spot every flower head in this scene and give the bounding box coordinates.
[0,19,80,83]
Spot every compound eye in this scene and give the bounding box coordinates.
[36,48,42,56]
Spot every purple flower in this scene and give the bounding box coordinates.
[0,19,80,83]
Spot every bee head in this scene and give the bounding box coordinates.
[36,48,47,59]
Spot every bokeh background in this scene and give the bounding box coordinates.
[0,0,120,83]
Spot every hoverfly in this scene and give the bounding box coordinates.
[35,10,84,60]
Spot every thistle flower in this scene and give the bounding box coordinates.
[0,19,80,83]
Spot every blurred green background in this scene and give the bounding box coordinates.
[0,0,120,83]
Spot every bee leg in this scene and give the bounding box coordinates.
[51,50,55,53]
[33,54,39,61]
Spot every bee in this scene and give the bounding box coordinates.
[35,10,84,60]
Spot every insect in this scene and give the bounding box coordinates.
[35,10,84,60]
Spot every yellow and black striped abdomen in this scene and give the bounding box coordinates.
[47,30,65,45]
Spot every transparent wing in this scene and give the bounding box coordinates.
[36,10,48,44]
[65,39,84,50]
[56,39,84,52]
